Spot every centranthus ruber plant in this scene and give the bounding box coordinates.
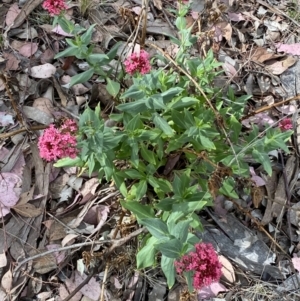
[38,119,78,162]
[52,1,293,292]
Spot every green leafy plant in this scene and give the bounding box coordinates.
[53,15,121,94]
[53,4,293,290]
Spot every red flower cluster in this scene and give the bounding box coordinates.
[175,242,222,290]
[279,118,293,131]
[38,119,78,162]
[42,0,67,16]
[124,50,151,75]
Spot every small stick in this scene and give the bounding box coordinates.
[14,228,145,275]
[0,125,47,140]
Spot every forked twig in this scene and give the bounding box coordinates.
[14,228,145,275]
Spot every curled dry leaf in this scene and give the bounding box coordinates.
[0,253,7,268]
[5,3,21,26]
[30,63,56,78]
[1,270,12,293]
[18,42,38,57]
[12,203,43,217]
[153,0,162,10]
[219,255,235,283]
[61,233,78,247]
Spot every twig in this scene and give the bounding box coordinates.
[14,228,145,275]
[241,95,300,121]
[0,125,47,140]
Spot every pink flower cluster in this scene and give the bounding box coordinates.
[175,242,222,290]
[38,119,78,162]
[42,0,67,16]
[279,118,293,131]
[124,50,151,75]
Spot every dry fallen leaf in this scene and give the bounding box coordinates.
[30,63,56,78]
[1,270,12,293]
[13,203,43,217]
[276,43,300,55]
[18,42,38,57]
[5,3,21,26]
[33,251,57,274]
[0,172,22,218]
[3,52,20,71]
[265,61,288,75]
[153,0,162,10]
[33,97,54,117]
[219,255,235,283]
[0,253,7,268]
[250,47,275,63]
[282,56,297,68]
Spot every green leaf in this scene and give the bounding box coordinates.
[161,87,184,102]
[137,236,158,268]
[106,78,120,98]
[169,97,199,110]
[152,113,174,136]
[87,53,109,65]
[229,115,242,143]
[123,169,143,179]
[125,114,143,131]
[172,200,207,214]
[121,200,155,220]
[135,180,147,201]
[57,17,75,34]
[171,110,189,130]
[70,68,94,87]
[81,24,96,44]
[199,135,215,150]
[175,16,186,31]
[54,47,78,59]
[140,146,156,165]
[155,238,182,258]
[117,99,148,114]
[53,157,83,167]
[171,219,192,243]
[252,149,272,176]
[106,41,122,60]
[140,218,169,239]
[219,177,239,198]
[148,177,172,194]
[161,255,176,288]
[112,174,127,197]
